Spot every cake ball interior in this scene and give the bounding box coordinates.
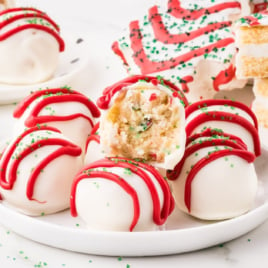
[103,84,182,164]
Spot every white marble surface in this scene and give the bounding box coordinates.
[0,0,268,267]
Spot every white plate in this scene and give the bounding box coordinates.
[0,18,267,258]
[0,147,267,257]
[0,30,91,105]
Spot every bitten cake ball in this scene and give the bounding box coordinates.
[70,157,174,232]
[167,130,258,220]
[0,126,83,216]
[97,75,188,170]
[13,87,101,153]
[0,7,65,84]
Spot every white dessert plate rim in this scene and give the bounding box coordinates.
[0,147,267,257]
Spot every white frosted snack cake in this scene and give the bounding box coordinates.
[70,157,174,232]
[0,7,64,84]
[235,10,268,78]
[97,75,188,170]
[167,129,258,220]
[13,87,101,153]
[112,0,250,102]
[0,125,83,216]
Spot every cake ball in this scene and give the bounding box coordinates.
[97,75,188,170]
[167,131,258,220]
[0,7,65,84]
[84,122,104,165]
[70,157,174,232]
[13,87,101,153]
[185,99,261,156]
[0,125,83,216]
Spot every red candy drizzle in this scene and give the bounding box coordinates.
[0,126,82,202]
[13,88,100,128]
[184,149,255,212]
[0,7,65,51]
[167,132,255,212]
[167,0,241,20]
[70,157,174,231]
[97,75,188,110]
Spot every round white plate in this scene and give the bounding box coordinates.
[0,17,267,258]
[0,30,91,105]
[0,147,267,257]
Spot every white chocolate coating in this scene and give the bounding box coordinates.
[13,89,100,154]
[72,160,174,232]
[0,8,63,85]
[0,128,83,216]
[170,146,258,220]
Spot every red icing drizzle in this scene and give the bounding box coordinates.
[240,10,268,26]
[179,76,193,93]
[167,134,248,181]
[97,74,188,109]
[186,128,247,150]
[185,99,259,129]
[85,122,100,151]
[0,126,82,202]
[126,20,234,75]
[184,149,255,212]
[185,111,261,156]
[0,8,64,52]
[213,65,236,92]
[167,0,241,20]
[13,88,100,128]
[70,157,174,232]
[149,5,232,44]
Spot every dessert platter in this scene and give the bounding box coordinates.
[0,0,268,258]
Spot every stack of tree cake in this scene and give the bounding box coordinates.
[235,10,268,131]
[111,0,268,102]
